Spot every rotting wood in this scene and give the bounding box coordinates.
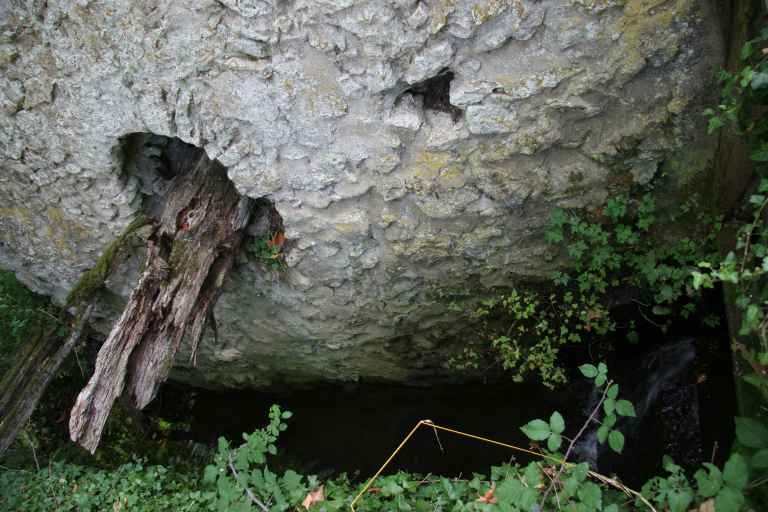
[0,213,150,457]
[0,305,93,456]
[69,155,251,453]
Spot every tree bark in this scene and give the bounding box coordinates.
[0,305,92,456]
[69,156,251,453]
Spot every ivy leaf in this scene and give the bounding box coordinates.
[520,419,551,441]
[549,412,565,434]
[735,417,768,448]
[380,479,404,497]
[579,364,598,378]
[608,430,625,453]
[723,453,749,490]
[615,400,636,417]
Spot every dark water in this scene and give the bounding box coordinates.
[181,295,736,486]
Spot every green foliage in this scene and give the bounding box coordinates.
[247,232,286,271]
[0,460,211,511]
[696,29,768,409]
[203,405,314,511]
[455,189,720,387]
[0,270,63,377]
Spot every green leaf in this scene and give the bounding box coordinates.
[579,364,598,378]
[694,464,723,498]
[595,374,607,387]
[608,430,625,453]
[667,489,693,512]
[606,384,619,400]
[577,482,602,509]
[751,71,768,90]
[380,479,404,497]
[597,425,609,444]
[597,362,607,374]
[573,463,589,482]
[723,453,749,490]
[547,433,562,452]
[751,448,768,468]
[715,486,746,512]
[735,417,768,448]
[615,400,636,417]
[741,41,754,60]
[520,419,551,441]
[604,398,615,415]
[752,145,768,162]
[549,411,565,434]
[524,462,542,487]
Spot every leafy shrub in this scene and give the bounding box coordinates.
[452,191,721,387]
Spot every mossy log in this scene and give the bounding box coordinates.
[0,305,92,456]
[69,156,251,453]
[0,213,149,457]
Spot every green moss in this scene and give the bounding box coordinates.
[168,239,190,274]
[65,215,151,308]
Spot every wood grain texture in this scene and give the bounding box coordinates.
[69,156,251,453]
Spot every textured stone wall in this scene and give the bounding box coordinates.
[0,0,724,387]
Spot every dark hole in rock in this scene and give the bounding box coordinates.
[118,133,282,247]
[166,290,736,488]
[404,69,463,122]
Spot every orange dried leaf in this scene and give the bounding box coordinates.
[302,485,325,510]
[476,484,497,504]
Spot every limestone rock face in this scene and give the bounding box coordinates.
[0,0,724,388]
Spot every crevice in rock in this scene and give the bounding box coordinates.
[402,69,463,121]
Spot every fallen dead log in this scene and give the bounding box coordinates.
[69,154,251,453]
[0,216,150,458]
[0,305,93,456]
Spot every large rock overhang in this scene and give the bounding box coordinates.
[0,0,725,388]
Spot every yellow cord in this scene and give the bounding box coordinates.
[349,419,656,512]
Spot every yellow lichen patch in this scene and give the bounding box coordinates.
[439,166,466,189]
[45,207,90,258]
[617,0,693,74]
[471,0,525,24]
[403,151,458,195]
[0,207,32,225]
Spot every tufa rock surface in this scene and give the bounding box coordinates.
[0,0,724,388]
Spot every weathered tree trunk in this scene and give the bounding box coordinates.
[69,156,251,453]
[0,305,92,456]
